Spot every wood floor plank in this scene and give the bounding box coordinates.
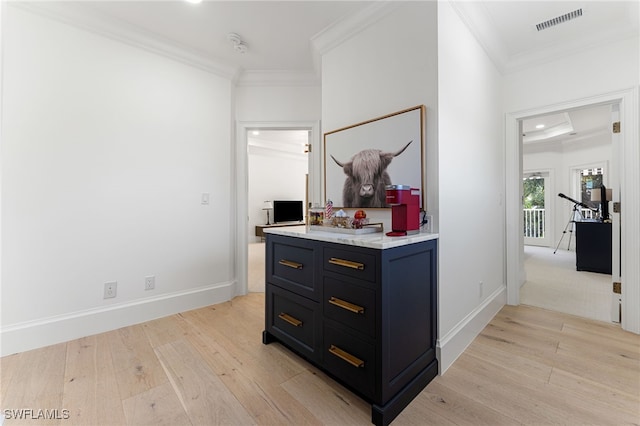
[1,343,67,425]
[498,304,566,331]
[121,381,191,426]
[281,369,371,425]
[62,334,126,425]
[396,380,519,426]
[181,307,308,384]
[141,313,192,349]
[107,324,168,400]
[548,367,640,418]
[560,321,640,355]
[185,323,322,425]
[154,339,256,425]
[2,294,638,426]
[467,337,553,383]
[0,352,20,403]
[552,344,639,398]
[449,352,636,425]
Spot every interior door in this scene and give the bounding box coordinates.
[523,172,551,247]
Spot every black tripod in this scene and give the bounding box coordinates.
[553,202,584,254]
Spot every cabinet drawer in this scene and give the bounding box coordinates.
[323,323,375,400]
[267,285,321,362]
[323,246,376,283]
[324,277,376,337]
[268,236,319,301]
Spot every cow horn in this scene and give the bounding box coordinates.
[330,154,345,167]
[392,140,413,157]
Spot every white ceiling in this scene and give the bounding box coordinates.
[452,1,638,73]
[30,1,638,78]
[522,104,612,150]
[66,0,372,76]
[23,0,636,148]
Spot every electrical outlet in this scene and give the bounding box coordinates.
[145,276,155,291]
[104,281,117,299]
[479,281,484,298]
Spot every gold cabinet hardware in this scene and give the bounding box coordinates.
[328,345,364,368]
[328,297,364,314]
[278,312,303,327]
[328,257,364,270]
[279,259,303,269]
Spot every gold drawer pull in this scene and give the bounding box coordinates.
[278,312,303,327]
[329,297,364,314]
[328,345,364,368]
[279,259,303,269]
[328,257,364,270]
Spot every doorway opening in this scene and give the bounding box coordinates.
[517,103,617,324]
[235,120,319,296]
[247,129,310,293]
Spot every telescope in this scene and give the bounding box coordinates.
[557,193,596,211]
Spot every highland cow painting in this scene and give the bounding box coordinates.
[324,105,425,209]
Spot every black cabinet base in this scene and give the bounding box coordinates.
[262,330,276,344]
[372,360,438,426]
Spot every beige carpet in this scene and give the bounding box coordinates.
[248,242,266,293]
[521,245,614,323]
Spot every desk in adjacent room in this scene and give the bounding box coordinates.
[575,221,612,275]
[255,223,304,240]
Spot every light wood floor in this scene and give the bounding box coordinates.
[1,293,638,425]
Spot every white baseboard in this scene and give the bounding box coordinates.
[436,285,506,374]
[0,281,236,357]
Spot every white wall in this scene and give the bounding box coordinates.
[436,1,506,371]
[1,6,234,355]
[504,37,639,112]
[248,145,308,242]
[235,84,321,203]
[322,2,439,232]
[322,2,505,373]
[236,85,321,123]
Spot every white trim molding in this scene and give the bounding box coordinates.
[0,281,235,357]
[505,87,640,334]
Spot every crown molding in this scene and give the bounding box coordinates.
[10,2,240,80]
[310,1,401,75]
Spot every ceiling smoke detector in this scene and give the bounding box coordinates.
[536,8,583,31]
[227,32,248,54]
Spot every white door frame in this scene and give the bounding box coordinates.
[505,87,639,334]
[234,121,320,296]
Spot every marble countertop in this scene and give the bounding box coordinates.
[263,225,438,249]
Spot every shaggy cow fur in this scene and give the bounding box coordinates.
[331,141,412,208]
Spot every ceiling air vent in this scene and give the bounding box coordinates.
[536,8,583,31]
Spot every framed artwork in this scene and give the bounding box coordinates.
[324,105,426,209]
